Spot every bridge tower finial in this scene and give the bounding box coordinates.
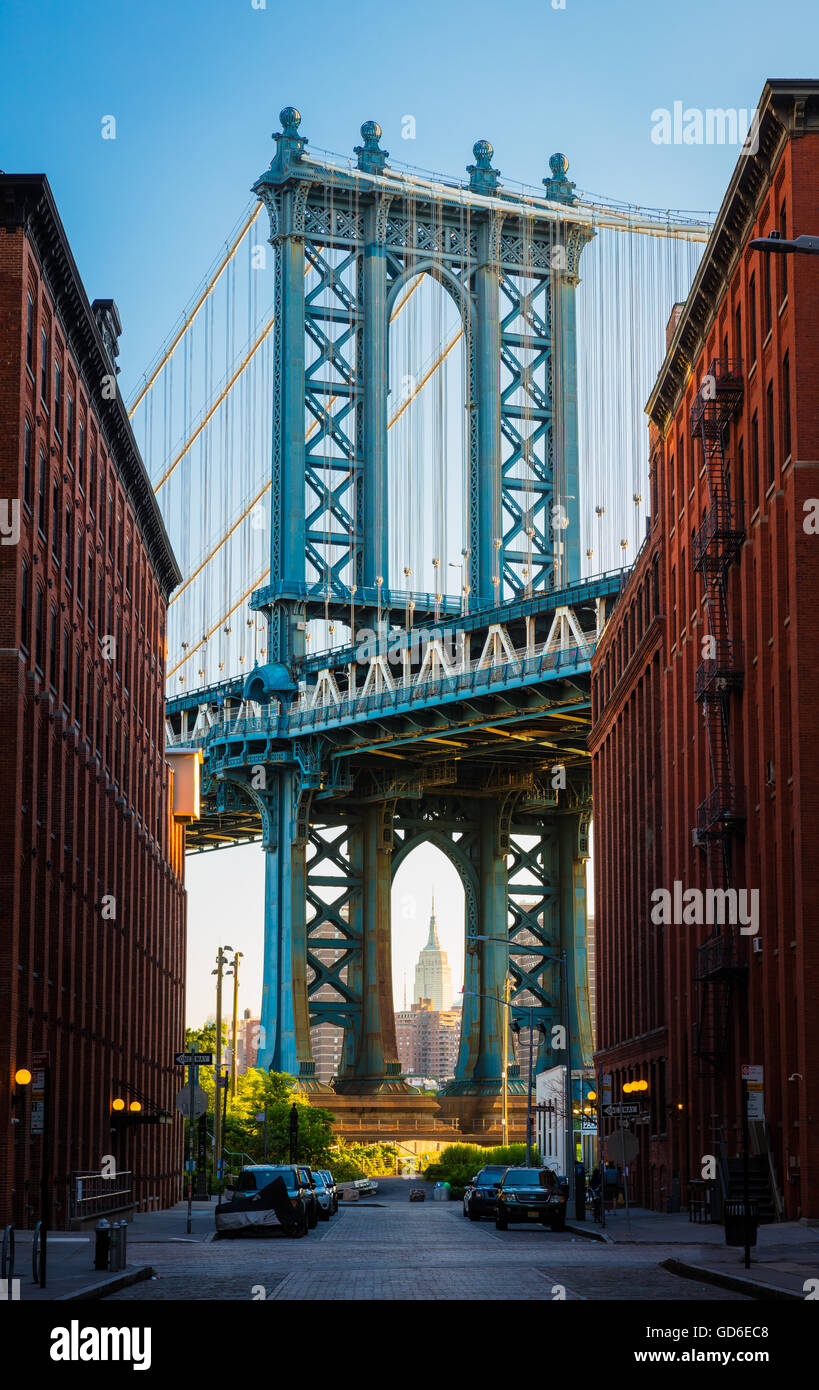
[467,139,501,194]
[269,106,308,174]
[355,121,389,174]
[543,152,577,205]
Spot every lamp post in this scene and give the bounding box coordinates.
[472,934,573,1197]
[211,945,233,1194]
[229,951,243,1098]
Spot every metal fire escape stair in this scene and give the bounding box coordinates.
[690,359,748,1072]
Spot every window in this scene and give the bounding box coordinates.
[49,605,58,688]
[680,550,686,628]
[37,450,46,535]
[66,393,73,463]
[21,561,30,650]
[124,628,130,693]
[51,480,60,559]
[669,453,675,511]
[34,588,44,671]
[54,364,62,437]
[96,685,102,755]
[76,530,83,604]
[766,380,775,488]
[748,273,757,362]
[780,199,788,302]
[77,422,85,492]
[62,629,71,707]
[89,447,96,511]
[97,572,104,632]
[107,494,114,555]
[751,412,760,511]
[737,438,745,518]
[105,702,111,769]
[763,236,772,336]
[65,507,72,583]
[74,646,81,718]
[670,565,676,643]
[99,471,106,543]
[125,536,132,593]
[26,293,34,372]
[88,553,94,625]
[40,327,48,405]
[783,352,791,460]
[679,436,686,499]
[117,515,123,575]
[85,667,92,738]
[23,420,33,511]
[734,304,742,366]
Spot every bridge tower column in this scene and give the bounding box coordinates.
[335,802,412,1093]
[558,809,594,1079]
[359,193,390,594]
[256,772,327,1087]
[473,209,504,610]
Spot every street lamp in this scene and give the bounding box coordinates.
[470,933,573,1197]
[749,231,819,255]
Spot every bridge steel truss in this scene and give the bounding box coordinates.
[167,109,613,1109]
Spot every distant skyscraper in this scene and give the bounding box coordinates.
[413,898,452,1010]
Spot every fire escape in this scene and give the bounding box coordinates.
[690,358,748,1071]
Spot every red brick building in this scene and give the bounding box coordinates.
[0,174,187,1227]
[591,80,819,1219]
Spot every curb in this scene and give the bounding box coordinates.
[565,1222,611,1243]
[55,1265,155,1302]
[661,1257,802,1302]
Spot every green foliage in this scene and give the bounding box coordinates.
[422,1142,538,1190]
[328,1140,398,1181]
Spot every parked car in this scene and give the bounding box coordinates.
[296,1166,320,1228]
[216,1165,310,1238]
[318,1170,338,1213]
[463,1165,508,1220]
[495,1167,567,1231]
[312,1170,335,1221]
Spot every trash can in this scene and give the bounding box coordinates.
[432,1182,450,1202]
[724,1200,758,1247]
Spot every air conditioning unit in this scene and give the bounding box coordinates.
[752,938,762,955]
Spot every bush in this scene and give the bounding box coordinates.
[423,1142,537,1187]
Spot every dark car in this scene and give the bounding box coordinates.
[217,1166,311,1238]
[296,1166,320,1229]
[319,1170,338,1213]
[495,1167,567,1231]
[463,1165,508,1220]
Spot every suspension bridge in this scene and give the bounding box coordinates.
[130,108,711,1127]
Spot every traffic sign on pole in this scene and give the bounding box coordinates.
[176,1085,208,1118]
[175,1051,213,1067]
[602,1103,644,1118]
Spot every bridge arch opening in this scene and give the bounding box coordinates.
[391,839,465,1088]
[388,271,467,601]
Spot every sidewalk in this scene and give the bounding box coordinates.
[4,1200,217,1302]
[566,1205,819,1300]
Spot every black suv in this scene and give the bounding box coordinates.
[234,1164,318,1230]
[463,1165,508,1220]
[495,1167,567,1231]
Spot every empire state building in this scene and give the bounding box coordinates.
[413,899,453,1011]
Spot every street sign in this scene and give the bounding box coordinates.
[603,1103,643,1117]
[32,1051,51,1068]
[175,1051,213,1067]
[175,1085,208,1118]
[742,1065,764,1120]
[606,1128,640,1165]
[633,1114,651,1125]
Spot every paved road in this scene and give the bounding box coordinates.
[109,1180,751,1301]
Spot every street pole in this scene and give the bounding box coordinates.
[40,1064,50,1289]
[526,1005,534,1167]
[742,1079,751,1270]
[562,951,573,1203]
[502,975,509,1148]
[186,1047,197,1235]
[213,946,228,1194]
[230,952,243,1098]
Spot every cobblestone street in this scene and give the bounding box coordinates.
[108,1181,752,1302]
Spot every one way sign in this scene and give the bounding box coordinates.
[603,1103,643,1117]
[175,1051,213,1067]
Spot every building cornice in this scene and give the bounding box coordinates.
[645,80,819,437]
[0,173,181,597]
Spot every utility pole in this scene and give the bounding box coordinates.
[501,975,509,1147]
[230,951,243,1097]
[212,945,232,1193]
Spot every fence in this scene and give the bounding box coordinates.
[69,1170,133,1222]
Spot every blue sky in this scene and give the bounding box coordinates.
[3,0,816,1025]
